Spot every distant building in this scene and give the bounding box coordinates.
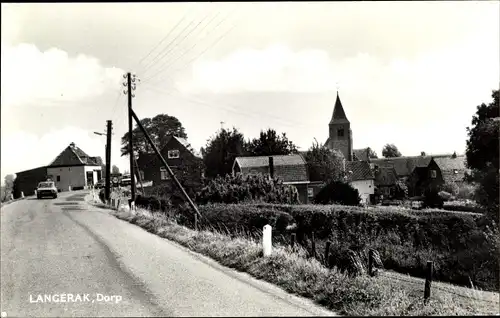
[13,142,102,197]
[232,154,314,203]
[345,161,375,204]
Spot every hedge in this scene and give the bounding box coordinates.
[171,202,498,292]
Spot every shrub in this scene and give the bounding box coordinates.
[394,180,408,199]
[314,180,360,206]
[195,173,300,205]
[438,191,453,201]
[423,187,444,209]
[442,182,460,197]
[456,183,476,200]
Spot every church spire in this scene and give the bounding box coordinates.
[329,91,349,124]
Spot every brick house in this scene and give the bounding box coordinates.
[136,136,203,193]
[232,154,313,203]
[407,158,444,196]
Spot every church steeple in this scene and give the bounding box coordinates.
[325,90,353,161]
[330,92,349,124]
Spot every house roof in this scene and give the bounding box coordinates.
[171,136,202,159]
[374,166,398,186]
[346,161,374,181]
[370,156,434,177]
[48,143,100,167]
[329,92,349,124]
[234,154,308,183]
[353,148,369,161]
[433,156,467,183]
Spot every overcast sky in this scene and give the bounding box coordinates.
[1,2,499,182]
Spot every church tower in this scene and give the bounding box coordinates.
[324,92,353,161]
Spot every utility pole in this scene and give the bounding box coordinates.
[105,120,112,202]
[126,72,137,204]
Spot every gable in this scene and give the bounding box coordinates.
[49,147,84,167]
[162,136,202,159]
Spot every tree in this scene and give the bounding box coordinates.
[367,147,378,159]
[120,114,187,157]
[465,89,499,223]
[382,144,402,158]
[245,128,298,156]
[304,141,345,182]
[2,174,15,201]
[111,165,120,174]
[203,127,247,179]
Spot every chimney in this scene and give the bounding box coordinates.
[269,156,274,179]
[70,142,76,149]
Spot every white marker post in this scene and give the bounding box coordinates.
[21,191,24,198]
[263,224,273,257]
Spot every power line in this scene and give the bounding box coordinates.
[139,6,216,78]
[133,3,197,76]
[144,17,240,88]
[141,5,239,85]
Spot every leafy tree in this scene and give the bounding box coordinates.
[465,89,499,223]
[304,141,345,182]
[314,180,361,206]
[120,114,187,157]
[2,174,15,201]
[203,127,247,179]
[394,179,409,199]
[111,165,120,174]
[382,144,402,158]
[367,147,378,159]
[246,128,298,156]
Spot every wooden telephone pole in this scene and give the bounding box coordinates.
[105,120,112,202]
[126,72,137,204]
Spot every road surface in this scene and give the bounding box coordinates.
[1,191,336,317]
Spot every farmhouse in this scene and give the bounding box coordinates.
[232,154,314,203]
[136,136,203,190]
[13,142,102,197]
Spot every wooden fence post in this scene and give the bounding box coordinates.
[424,261,433,302]
[291,233,296,249]
[324,241,331,267]
[311,231,317,259]
[368,250,374,276]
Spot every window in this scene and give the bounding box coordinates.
[337,129,344,137]
[168,149,180,159]
[57,176,61,182]
[308,188,314,198]
[430,170,437,178]
[160,167,169,180]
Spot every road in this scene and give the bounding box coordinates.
[1,191,336,317]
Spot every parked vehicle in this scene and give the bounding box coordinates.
[36,181,58,199]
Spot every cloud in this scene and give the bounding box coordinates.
[0,42,124,108]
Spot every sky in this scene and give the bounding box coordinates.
[1,2,499,183]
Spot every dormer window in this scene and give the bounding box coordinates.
[337,129,345,137]
[168,149,180,159]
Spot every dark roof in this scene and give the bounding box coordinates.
[353,148,369,161]
[345,161,374,181]
[370,156,433,177]
[329,92,349,124]
[433,156,467,183]
[48,143,100,167]
[234,154,308,183]
[374,166,398,186]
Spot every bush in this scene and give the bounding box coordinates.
[195,173,300,205]
[442,182,460,197]
[314,180,360,206]
[423,187,444,209]
[456,183,476,200]
[192,202,498,291]
[438,191,453,201]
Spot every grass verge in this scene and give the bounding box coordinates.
[86,194,498,316]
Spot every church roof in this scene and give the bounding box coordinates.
[329,92,349,124]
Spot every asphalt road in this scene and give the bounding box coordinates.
[1,191,336,317]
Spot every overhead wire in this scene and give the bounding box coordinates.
[140,4,239,85]
[139,5,216,78]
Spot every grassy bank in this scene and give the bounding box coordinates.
[96,199,498,316]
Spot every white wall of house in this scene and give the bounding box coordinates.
[47,166,86,191]
[84,165,102,187]
[350,179,375,204]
